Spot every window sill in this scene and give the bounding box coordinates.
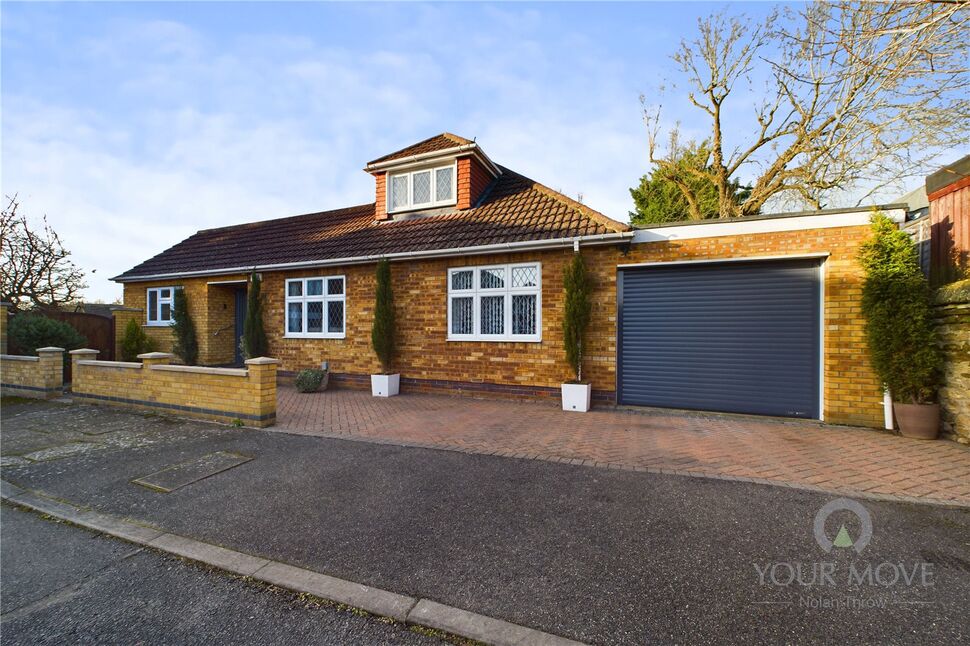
[283,334,346,340]
[447,337,542,343]
[144,323,173,328]
[387,200,457,216]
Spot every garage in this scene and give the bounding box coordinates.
[617,257,822,419]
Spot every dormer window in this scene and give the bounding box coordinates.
[387,163,456,213]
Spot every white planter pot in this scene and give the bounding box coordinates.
[561,383,591,412]
[371,373,400,397]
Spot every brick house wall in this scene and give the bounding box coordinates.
[119,274,248,365]
[374,172,388,221]
[121,223,882,426]
[457,157,493,209]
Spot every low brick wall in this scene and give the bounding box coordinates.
[0,347,65,399]
[70,350,278,427]
[935,279,970,444]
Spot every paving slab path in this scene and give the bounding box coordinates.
[276,386,970,506]
[2,400,969,645]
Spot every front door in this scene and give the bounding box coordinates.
[234,288,248,366]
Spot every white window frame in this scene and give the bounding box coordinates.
[284,275,346,339]
[146,286,178,326]
[447,263,541,342]
[387,162,457,214]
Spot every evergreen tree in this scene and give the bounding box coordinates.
[242,273,268,359]
[171,288,198,365]
[120,318,154,362]
[859,214,942,403]
[371,259,396,373]
[563,253,592,382]
[630,138,752,225]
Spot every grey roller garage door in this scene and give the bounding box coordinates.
[618,258,821,418]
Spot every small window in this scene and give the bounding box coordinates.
[435,166,454,202]
[447,263,541,342]
[285,275,346,339]
[387,162,457,213]
[390,175,409,211]
[146,287,178,326]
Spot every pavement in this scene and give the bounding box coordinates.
[2,398,970,645]
[0,504,444,645]
[276,386,970,506]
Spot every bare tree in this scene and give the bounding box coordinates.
[645,1,970,218]
[1,195,88,311]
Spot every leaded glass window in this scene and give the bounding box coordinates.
[285,275,346,338]
[390,174,409,211]
[512,294,537,335]
[412,170,432,205]
[386,162,457,213]
[447,263,541,341]
[435,166,454,202]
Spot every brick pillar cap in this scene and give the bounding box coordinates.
[137,352,174,360]
[36,346,66,353]
[110,306,142,312]
[0,301,11,307]
[69,348,99,355]
[244,357,279,365]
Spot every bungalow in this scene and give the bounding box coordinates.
[113,133,905,427]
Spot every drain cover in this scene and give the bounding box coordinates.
[133,451,252,493]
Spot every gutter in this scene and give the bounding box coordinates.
[112,231,634,283]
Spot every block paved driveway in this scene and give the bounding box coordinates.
[276,386,970,506]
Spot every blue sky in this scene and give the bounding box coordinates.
[0,1,848,301]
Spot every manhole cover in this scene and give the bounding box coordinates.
[133,451,252,493]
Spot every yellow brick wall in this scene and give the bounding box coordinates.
[71,352,277,427]
[119,225,882,426]
[119,276,248,365]
[0,349,64,399]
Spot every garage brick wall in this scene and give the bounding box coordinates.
[122,223,883,427]
[579,225,883,428]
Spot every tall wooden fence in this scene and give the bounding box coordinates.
[43,311,115,362]
[6,309,115,381]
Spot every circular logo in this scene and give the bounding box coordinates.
[813,498,872,554]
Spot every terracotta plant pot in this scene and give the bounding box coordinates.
[893,402,940,440]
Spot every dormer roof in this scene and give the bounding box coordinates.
[367,133,474,165]
[365,132,501,177]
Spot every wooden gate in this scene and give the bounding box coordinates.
[44,311,115,380]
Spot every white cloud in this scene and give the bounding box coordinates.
[2,7,655,301]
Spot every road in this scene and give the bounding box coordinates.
[2,398,970,644]
[0,504,443,645]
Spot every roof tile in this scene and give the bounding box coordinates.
[367,133,474,165]
[115,166,629,280]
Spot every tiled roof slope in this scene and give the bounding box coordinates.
[367,133,474,165]
[115,167,630,280]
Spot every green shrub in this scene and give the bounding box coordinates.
[8,314,85,356]
[562,253,592,382]
[859,213,943,404]
[241,273,268,359]
[295,368,329,393]
[371,259,396,373]
[120,318,155,362]
[171,288,198,365]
